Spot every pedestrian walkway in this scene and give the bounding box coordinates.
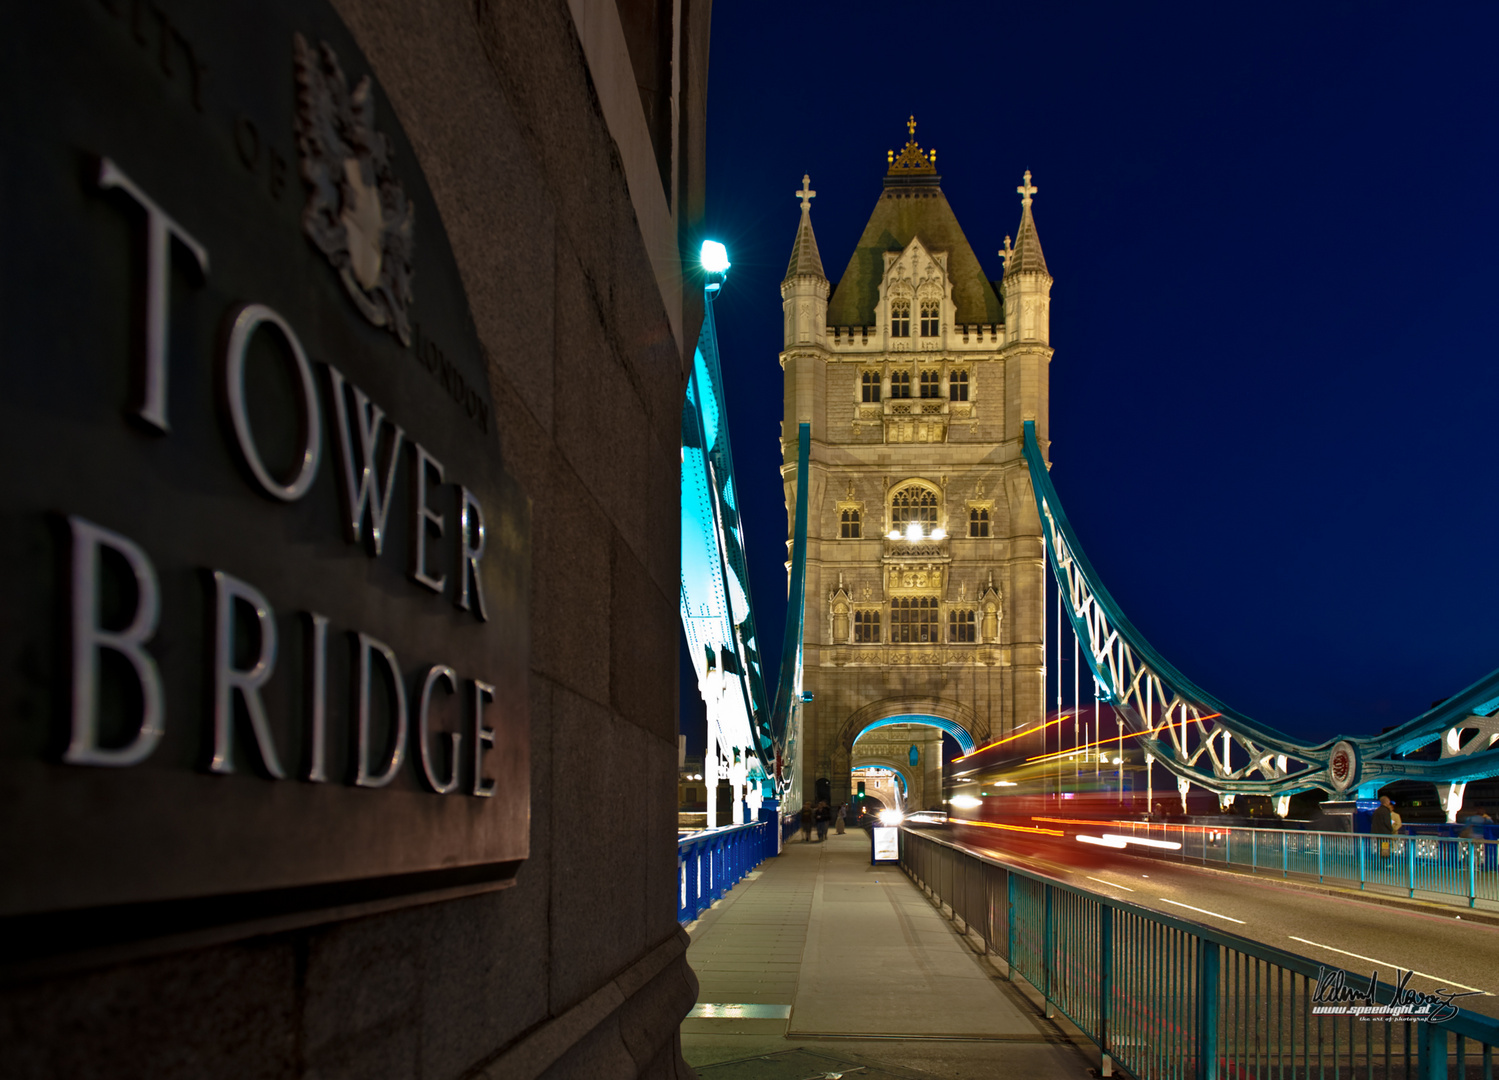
[680,829,1094,1079]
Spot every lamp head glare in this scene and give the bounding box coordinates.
[700,240,730,275]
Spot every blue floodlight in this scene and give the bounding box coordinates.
[700,240,730,276]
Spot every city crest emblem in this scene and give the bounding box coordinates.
[293,34,414,345]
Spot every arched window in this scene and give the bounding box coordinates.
[949,609,976,643]
[890,370,911,399]
[891,596,938,643]
[890,300,910,338]
[969,507,989,537]
[840,508,861,538]
[854,610,881,643]
[891,485,939,532]
[919,370,940,398]
[861,371,881,402]
[920,301,939,336]
[949,370,968,401]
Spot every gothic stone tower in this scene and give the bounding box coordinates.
[780,120,1054,811]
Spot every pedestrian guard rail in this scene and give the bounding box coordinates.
[678,821,773,925]
[1089,820,1499,909]
[900,828,1499,1079]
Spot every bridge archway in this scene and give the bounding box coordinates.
[834,697,980,813]
[837,696,981,755]
[850,757,914,805]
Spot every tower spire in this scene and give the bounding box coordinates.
[784,174,826,282]
[781,173,830,348]
[1004,170,1049,278]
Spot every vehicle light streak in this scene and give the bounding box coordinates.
[1076,834,1127,849]
[951,818,1064,837]
[953,715,1073,761]
[1105,833,1181,850]
[1023,720,1189,765]
[1033,816,1234,838]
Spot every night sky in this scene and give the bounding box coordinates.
[682,1,1499,757]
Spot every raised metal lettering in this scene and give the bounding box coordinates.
[66,516,164,766]
[416,664,460,794]
[409,443,446,593]
[471,678,495,798]
[305,612,329,782]
[223,304,322,501]
[97,158,209,432]
[455,485,488,621]
[354,632,407,787]
[210,570,285,778]
[327,365,405,555]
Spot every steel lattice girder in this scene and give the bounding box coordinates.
[679,286,811,796]
[1022,421,1499,799]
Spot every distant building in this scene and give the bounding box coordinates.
[780,119,1055,811]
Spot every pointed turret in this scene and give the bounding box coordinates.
[784,175,826,281]
[1001,169,1055,455]
[1000,170,1052,346]
[1005,171,1049,277]
[781,174,830,348]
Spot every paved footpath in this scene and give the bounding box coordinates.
[680,829,1095,1079]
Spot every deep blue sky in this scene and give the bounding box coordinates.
[682,0,1499,756]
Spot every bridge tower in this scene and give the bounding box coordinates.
[780,120,1053,812]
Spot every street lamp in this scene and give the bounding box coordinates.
[700,240,730,293]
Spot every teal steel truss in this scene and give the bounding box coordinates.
[1023,420,1499,812]
[680,278,809,819]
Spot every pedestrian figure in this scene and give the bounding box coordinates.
[835,803,847,835]
[1372,794,1396,857]
[799,804,812,843]
[814,801,830,842]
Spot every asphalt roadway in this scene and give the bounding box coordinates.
[946,827,1499,1021]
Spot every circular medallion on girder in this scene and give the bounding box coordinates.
[1328,740,1358,792]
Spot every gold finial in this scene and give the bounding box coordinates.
[887,116,937,176]
[795,174,816,212]
[1017,170,1038,208]
[998,235,1013,265]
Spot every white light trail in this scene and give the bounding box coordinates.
[1105,834,1181,851]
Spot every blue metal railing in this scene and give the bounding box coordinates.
[1097,820,1499,909]
[902,828,1499,1079]
[677,821,774,925]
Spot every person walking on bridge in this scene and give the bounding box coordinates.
[814,801,831,842]
[799,804,812,842]
[835,803,847,835]
[1372,794,1397,857]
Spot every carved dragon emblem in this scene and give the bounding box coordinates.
[293,34,414,345]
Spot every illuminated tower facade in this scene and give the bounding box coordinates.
[780,119,1054,811]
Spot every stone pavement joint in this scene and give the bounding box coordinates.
[682,830,1097,1078]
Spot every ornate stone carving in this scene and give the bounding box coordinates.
[293,34,415,346]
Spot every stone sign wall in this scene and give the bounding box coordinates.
[1,0,530,955]
[0,0,706,1076]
